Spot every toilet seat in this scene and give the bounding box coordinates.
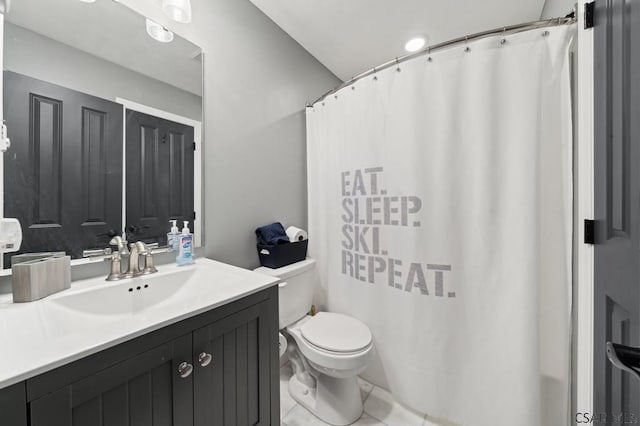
[300,312,372,353]
[286,314,374,373]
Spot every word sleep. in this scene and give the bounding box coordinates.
[342,196,422,227]
[341,250,454,297]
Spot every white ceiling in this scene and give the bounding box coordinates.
[6,0,202,96]
[249,0,548,81]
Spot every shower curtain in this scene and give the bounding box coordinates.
[306,26,573,426]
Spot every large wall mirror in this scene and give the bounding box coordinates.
[2,0,204,269]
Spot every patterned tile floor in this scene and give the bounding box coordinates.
[280,363,450,426]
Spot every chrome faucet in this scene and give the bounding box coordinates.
[100,238,160,280]
[128,241,158,277]
[106,236,130,281]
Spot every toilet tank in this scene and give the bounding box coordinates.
[254,258,316,329]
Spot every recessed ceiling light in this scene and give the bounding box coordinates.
[146,19,174,43]
[79,0,97,3]
[405,37,426,53]
[162,0,192,23]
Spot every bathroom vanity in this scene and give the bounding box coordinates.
[0,259,280,425]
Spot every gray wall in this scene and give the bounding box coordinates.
[119,0,341,270]
[4,22,202,121]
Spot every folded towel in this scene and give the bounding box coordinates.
[255,222,290,246]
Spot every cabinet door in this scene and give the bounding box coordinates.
[193,301,277,426]
[0,382,27,426]
[30,334,193,426]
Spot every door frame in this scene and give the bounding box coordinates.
[575,0,595,419]
[116,97,203,248]
[0,14,5,269]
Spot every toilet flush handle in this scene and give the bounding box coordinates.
[279,281,288,288]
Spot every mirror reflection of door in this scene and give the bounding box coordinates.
[594,0,640,420]
[3,71,123,263]
[125,110,195,245]
[1,0,203,268]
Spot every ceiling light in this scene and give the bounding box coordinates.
[146,19,174,43]
[79,0,97,3]
[405,37,426,53]
[162,0,192,23]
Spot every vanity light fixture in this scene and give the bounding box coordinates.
[146,18,174,43]
[162,0,192,23]
[405,37,426,52]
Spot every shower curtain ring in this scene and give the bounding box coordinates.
[373,67,378,81]
[500,27,507,45]
[396,58,401,72]
[427,46,433,62]
[464,35,471,53]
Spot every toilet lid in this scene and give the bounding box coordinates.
[300,312,372,353]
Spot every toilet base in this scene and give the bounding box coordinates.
[288,373,363,426]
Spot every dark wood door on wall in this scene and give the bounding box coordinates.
[126,110,194,245]
[594,0,640,421]
[3,71,123,262]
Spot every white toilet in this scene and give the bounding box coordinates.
[255,259,374,426]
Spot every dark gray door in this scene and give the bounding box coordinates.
[126,110,194,245]
[3,71,123,261]
[193,301,275,426]
[594,0,640,420]
[29,334,193,426]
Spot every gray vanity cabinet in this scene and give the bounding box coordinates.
[3,286,279,426]
[30,334,193,426]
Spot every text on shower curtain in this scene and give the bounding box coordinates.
[340,167,455,297]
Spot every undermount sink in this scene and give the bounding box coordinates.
[49,268,197,316]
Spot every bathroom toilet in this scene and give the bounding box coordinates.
[254,259,373,425]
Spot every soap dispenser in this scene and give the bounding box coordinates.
[176,221,195,266]
[167,220,179,252]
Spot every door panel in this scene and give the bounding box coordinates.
[29,334,193,426]
[3,71,123,262]
[193,302,274,426]
[594,0,640,420]
[126,110,194,244]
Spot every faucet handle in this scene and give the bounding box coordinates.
[110,236,129,256]
[134,241,149,255]
[142,252,158,274]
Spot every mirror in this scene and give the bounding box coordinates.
[2,0,204,269]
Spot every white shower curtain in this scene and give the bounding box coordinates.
[307,26,574,426]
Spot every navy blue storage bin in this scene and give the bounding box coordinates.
[257,240,308,269]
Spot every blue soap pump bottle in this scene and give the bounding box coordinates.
[167,220,179,252]
[176,221,195,266]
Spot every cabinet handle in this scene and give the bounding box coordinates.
[178,361,193,378]
[198,352,213,367]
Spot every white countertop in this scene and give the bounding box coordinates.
[0,258,279,389]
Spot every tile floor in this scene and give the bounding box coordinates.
[279,363,449,426]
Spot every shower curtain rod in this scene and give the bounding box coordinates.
[310,14,577,106]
